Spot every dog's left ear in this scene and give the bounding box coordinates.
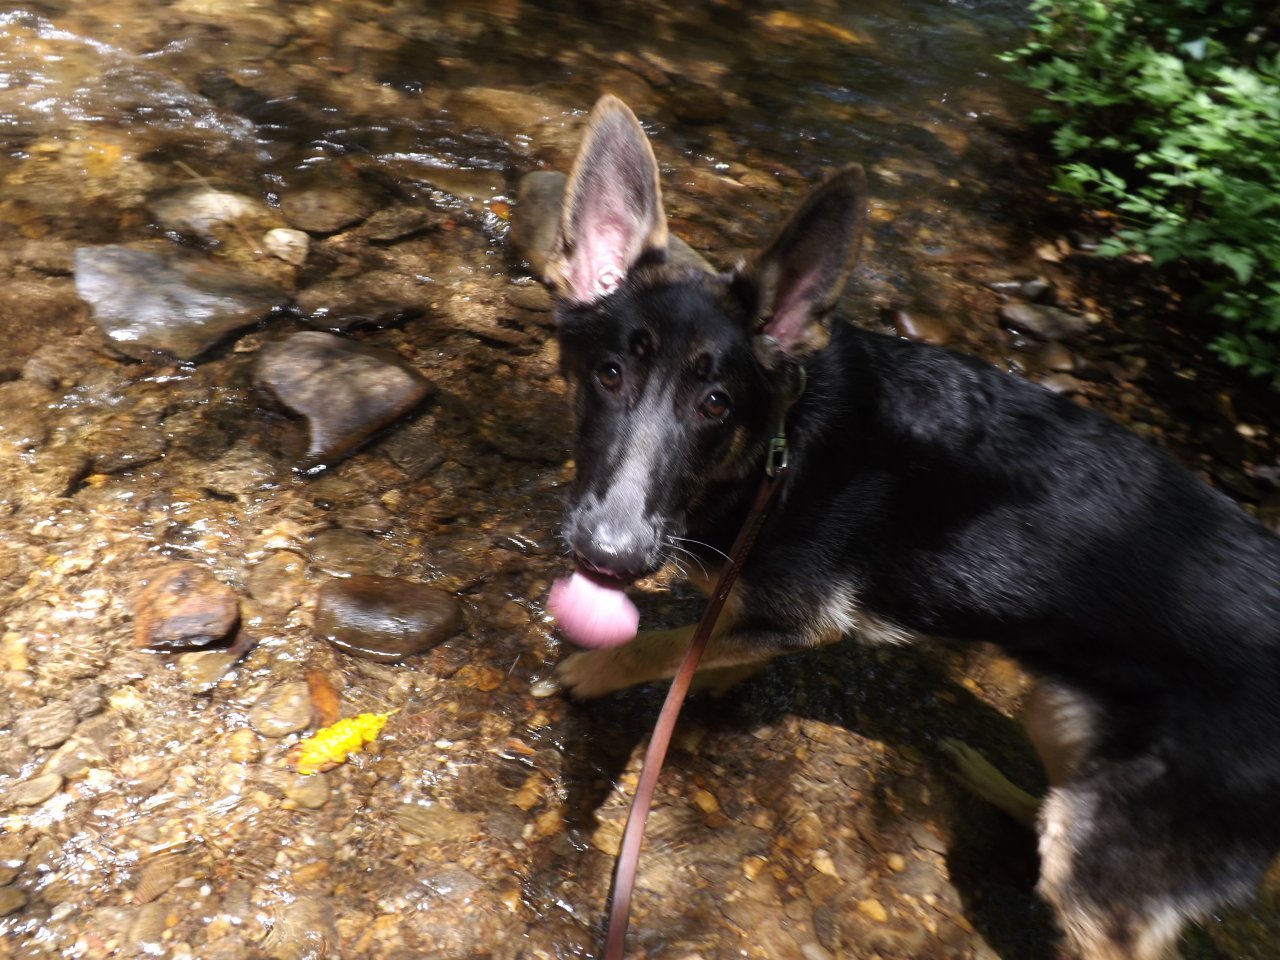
[547,95,669,304]
[738,165,866,358]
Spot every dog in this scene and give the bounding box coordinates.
[529,95,1280,960]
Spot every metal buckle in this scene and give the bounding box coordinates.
[766,435,789,477]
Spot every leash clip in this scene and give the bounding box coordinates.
[766,434,789,477]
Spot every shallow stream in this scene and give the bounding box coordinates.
[1,2,1277,958]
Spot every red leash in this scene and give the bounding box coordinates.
[601,436,792,959]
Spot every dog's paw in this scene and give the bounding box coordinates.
[530,649,633,699]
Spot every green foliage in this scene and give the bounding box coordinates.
[1004,0,1280,386]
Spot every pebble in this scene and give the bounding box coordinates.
[255,331,432,467]
[1037,341,1076,373]
[998,302,1089,341]
[74,245,285,361]
[281,183,379,234]
[295,269,435,330]
[307,529,398,578]
[392,803,482,843]
[17,700,78,749]
[133,563,240,651]
[149,185,268,243]
[282,772,330,809]
[0,886,27,917]
[262,228,310,266]
[315,575,462,662]
[884,307,953,346]
[857,897,889,923]
[248,681,313,738]
[177,650,239,690]
[9,772,64,806]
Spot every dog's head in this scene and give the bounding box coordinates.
[547,95,866,583]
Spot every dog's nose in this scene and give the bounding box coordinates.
[572,523,653,581]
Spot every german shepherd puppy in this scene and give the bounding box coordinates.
[533,95,1280,960]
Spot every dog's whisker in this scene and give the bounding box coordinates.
[669,535,731,566]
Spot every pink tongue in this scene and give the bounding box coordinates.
[547,571,640,649]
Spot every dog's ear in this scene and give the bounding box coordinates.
[547,95,669,304]
[739,165,866,358]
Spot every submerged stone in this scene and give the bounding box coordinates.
[74,245,285,360]
[315,575,462,662]
[133,563,240,651]
[998,302,1090,341]
[255,331,432,467]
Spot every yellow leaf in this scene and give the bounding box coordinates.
[295,711,395,775]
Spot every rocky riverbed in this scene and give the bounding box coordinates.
[1,2,1277,959]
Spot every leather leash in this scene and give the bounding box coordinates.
[601,370,801,960]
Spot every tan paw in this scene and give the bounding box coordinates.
[530,648,634,699]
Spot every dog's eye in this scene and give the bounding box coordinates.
[597,362,623,390]
[700,390,731,419]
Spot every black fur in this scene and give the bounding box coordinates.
[535,95,1280,960]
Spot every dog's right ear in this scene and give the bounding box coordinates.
[738,165,867,360]
[547,96,669,304]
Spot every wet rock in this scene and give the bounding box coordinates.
[9,772,64,806]
[0,280,89,364]
[74,245,285,361]
[133,563,240,651]
[281,184,379,234]
[307,528,399,578]
[671,85,729,125]
[245,551,308,612]
[1040,373,1088,396]
[315,575,462,662]
[262,228,310,266]
[445,86,567,141]
[262,895,338,960]
[17,701,78,749]
[178,650,239,691]
[282,772,330,809]
[1036,341,1076,373]
[382,416,446,480]
[295,270,434,330]
[998,302,1089,341]
[0,381,56,449]
[884,307,953,346]
[256,331,432,467]
[359,206,437,244]
[392,803,482,843]
[0,886,27,917]
[511,171,714,285]
[249,681,312,737]
[149,185,275,243]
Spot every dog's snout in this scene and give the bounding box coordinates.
[570,518,660,581]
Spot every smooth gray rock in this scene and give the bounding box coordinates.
[75,245,285,360]
[256,331,431,467]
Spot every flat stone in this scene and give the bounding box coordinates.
[281,183,379,234]
[75,245,285,361]
[133,563,240,651]
[295,270,434,330]
[17,701,77,749]
[149,185,272,243]
[0,886,27,917]
[9,772,64,807]
[998,302,1089,341]
[249,681,312,738]
[256,331,432,468]
[315,575,462,662]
